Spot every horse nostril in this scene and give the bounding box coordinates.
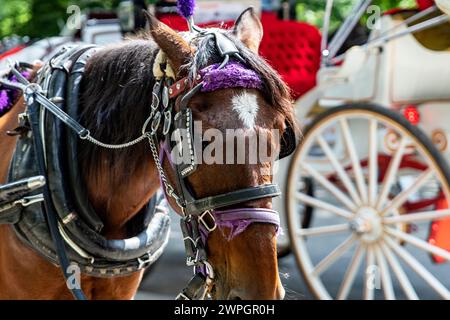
[230,296,242,300]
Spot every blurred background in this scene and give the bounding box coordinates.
[0,0,420,98]
[1,0,417,39]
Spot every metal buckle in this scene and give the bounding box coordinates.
[183,236,200,248]
[162,85,169,109]
[175,292,190,300]
[199,210,217,233]
[186,249,199,267]
[137,253,153,270]
[202,260,215,279]
[151,83,161,111]
[176,273,210,300]
[24,83,42,105]
[163,109,172,136]
[150,111,161,135]
[14,194,44,207]
[18,112,28,125]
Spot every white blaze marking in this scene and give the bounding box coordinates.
[232,92,259,129]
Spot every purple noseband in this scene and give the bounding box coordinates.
[199,208,280,242]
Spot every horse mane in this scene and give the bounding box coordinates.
[78,29,295,186]
[78,39,158,185]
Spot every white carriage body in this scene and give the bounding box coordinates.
[274,12,450,248]
[317,13,450,160]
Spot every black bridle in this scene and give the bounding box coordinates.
[141,30,286,299]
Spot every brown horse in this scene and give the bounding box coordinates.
[0,9,295,299]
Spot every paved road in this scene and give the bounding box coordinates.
[136,210,450,300]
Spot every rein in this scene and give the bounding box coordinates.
[0,29,283,300]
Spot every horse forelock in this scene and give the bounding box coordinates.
[183,29,293,118]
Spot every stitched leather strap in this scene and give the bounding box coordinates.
[185,184,281,215]
[169,76,202,99]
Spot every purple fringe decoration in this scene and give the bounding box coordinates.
[0,90,9,111]
[200,61,264,93]
[211,208,280,241]
[215,218,280,241]
[177,0,196,19]
[0,70,30,117]
[216,220,254,241]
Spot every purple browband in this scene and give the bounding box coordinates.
[199,61,264,92]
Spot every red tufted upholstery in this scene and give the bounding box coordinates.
[156,12,321,100]
[259,13,321,99]
[417,0,435,10]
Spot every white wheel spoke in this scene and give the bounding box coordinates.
[286,107,450,300]
[295,192,354,220]
[374,244,396,300]
[302,163,357,211]
[339,118,368,204]
[379,241,419,300]
[385,227,450,261]
[364,246,376,300]
[376,136,408,211]
[384,236,450,299]
[337,244,365,300]
[383,209,450,224]
[312,235,356,276]
[297,224,349,237]
[369,119,378,206]
[381,169,434,216]
[316,134,362,206]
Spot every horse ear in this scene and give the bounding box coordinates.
[143,10,193,73]
[233,7,263,53]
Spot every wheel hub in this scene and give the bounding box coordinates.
[350,207,383,243]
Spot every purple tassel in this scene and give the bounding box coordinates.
[0,70,31,116]
[177,0,196,19]
[0,90,9,113]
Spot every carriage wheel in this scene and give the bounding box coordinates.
[286,104,450,300]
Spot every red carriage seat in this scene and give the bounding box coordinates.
[417,0,435,10]
[156,12,321,100]
[385,0,435,14]
[259,13,321,100]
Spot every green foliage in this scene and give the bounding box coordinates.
[0,0,121,39]
[295,0,418,31]
[0,0,31,37]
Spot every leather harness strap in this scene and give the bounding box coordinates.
[184,184,281,214]
[168,76,202,99]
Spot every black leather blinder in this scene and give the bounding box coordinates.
[279,123,298,159]
[172,108,198,178]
